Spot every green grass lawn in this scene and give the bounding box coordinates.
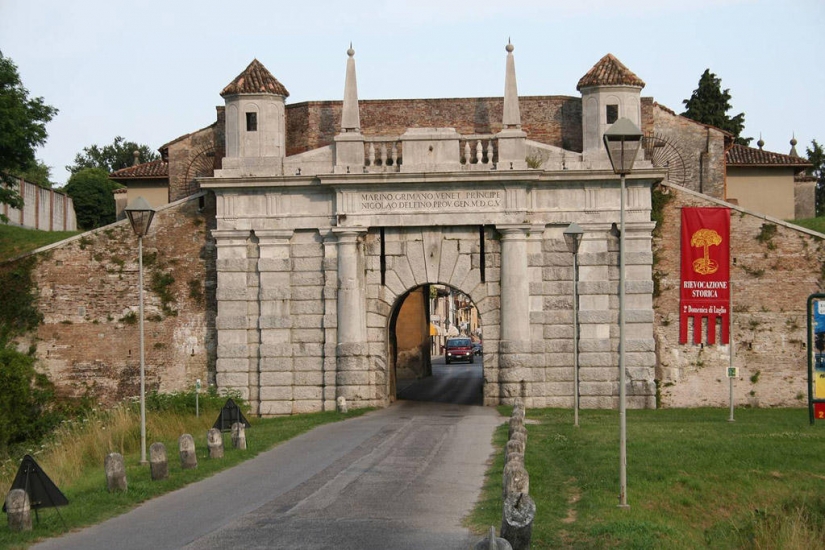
[0,408,369,549]
[470,407,825,549]
[0,223,79,263]
[791,216,825,234]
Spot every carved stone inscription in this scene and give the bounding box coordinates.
[358,190,502,212]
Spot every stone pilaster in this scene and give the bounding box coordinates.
[497,225,532,403]
[322,231,339,411]
[333,227,370,406]
[256,230,294,416]
[213,229,254,402]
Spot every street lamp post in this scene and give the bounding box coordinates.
[563,222,584,428]
[124,197,156,465]
[603,118,643,508]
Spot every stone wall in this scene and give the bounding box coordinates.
[653,183,825,407]
[18,193,217,404]
[1,178,77,231]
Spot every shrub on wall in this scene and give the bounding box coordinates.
[0,347,60,450]
[0,256,42,345]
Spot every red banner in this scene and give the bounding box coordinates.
[680,207,730,344]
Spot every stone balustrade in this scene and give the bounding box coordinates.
[360,134,500,172]
[460,135,497,168]
[364,138,402,171]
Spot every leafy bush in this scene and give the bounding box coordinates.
[64,167,117,229]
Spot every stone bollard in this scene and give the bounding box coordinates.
[505,439,525,464]
[474,525,513,550]
[231,422,247,450]
[337,395,348,413]
[5,489,32,532]
[503,461,529,499]
[207,428,224,459]
[501,492,536,550]
[150,442,168,481]
[508,416,524,439]
[104,452,128,492]
[179,434,198,469]
[510,426,528,446]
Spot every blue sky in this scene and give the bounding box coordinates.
[1,0,823,186]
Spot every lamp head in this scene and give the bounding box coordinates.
[124,196,156,237]
[563,222,584,254]
[603,118,643,175]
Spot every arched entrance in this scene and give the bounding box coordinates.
[388,283,484,405]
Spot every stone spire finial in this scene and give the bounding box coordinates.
[757,134,764,150]
[502,40,521,129]
[341,44,361,132]
[133,150,140,166]
[790,133,799,157]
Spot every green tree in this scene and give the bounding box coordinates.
[68,135,158,174]
[682,69,752,146]
[0,51,58,222]
[64,168,118,229]
[807,139,825,217]
[12,159,54,188]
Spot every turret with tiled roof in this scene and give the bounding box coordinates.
[577,53,645,91]
[578,53,646,156]
[220,59,289,97]
[216,58,288,177]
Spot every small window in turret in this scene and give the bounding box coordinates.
[246,112,258,132]
[606,104,618,124]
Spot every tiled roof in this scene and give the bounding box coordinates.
[577,54,645,91]
[109,159,169,179]
[220,59,289,97]
[726,144,812,167]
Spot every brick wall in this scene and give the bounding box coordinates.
[652,104,728,198]
[167,108,225,203]
[653,183,825,408]
[285,96,583,157]
[22,193,217,404]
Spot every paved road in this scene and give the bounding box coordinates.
[397,355,484,405]
[34,362,500,550]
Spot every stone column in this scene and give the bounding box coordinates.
[256,230,294,416]
[214,230,254,402]
[332,228,370,406]
[498,225,532,403]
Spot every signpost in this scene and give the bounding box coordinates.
[807,294,825,425]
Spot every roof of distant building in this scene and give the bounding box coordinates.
[726,144,812,167]
[221,59,289,97]
[109,159,169,179]
[577,53,645,91]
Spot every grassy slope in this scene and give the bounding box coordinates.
[471,407,825,549]
[0,223,79,263]
[791,216,825,234]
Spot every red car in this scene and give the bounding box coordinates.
[445,337,474,364]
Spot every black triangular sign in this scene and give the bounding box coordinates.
[2,455,68,512]
[212,398,250,431]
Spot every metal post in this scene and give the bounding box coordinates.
[728,281,735,422]
[573,250,580,428]
[618,172,628,508]
[138,235,147,465]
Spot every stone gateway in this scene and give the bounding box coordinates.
[201,44,663,415]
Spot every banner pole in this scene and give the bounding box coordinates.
[728,279,735,422]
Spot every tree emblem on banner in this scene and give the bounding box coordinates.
[690,228,722,275]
